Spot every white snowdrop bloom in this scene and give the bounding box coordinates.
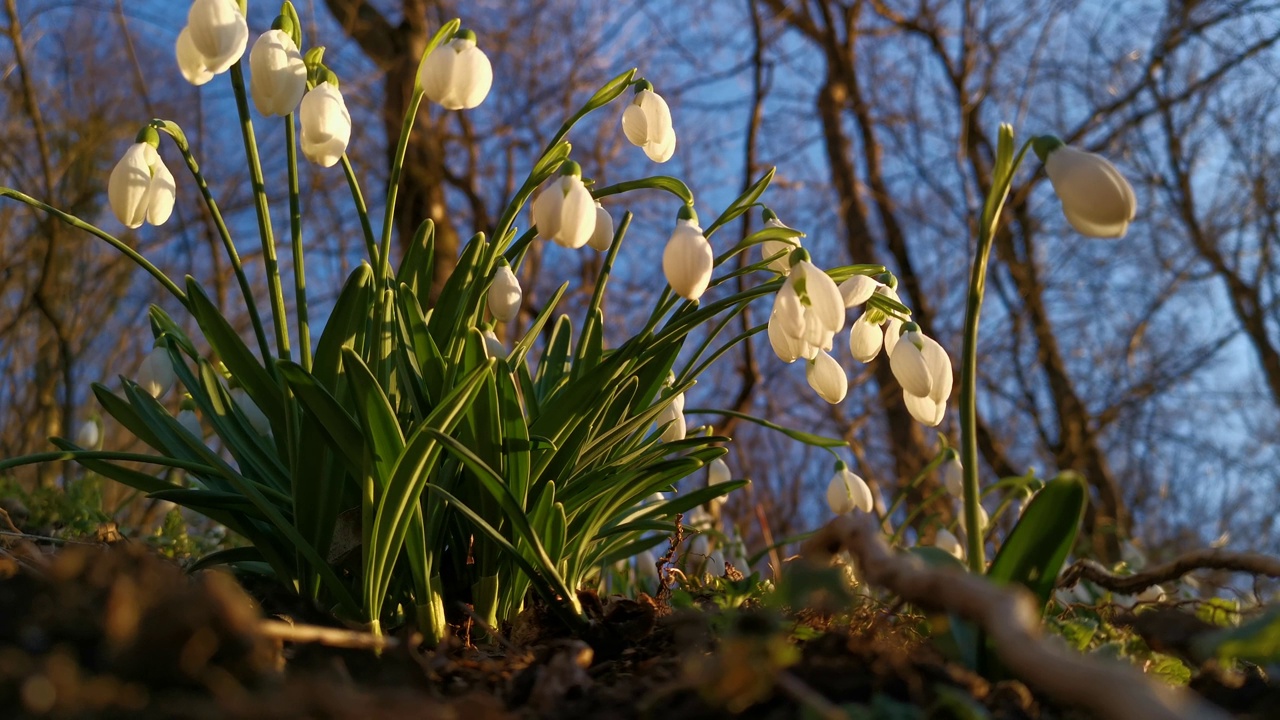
[662,209,714,301]
[299,82,351,167]
[707,458,731,511]
[900,329,953,427]
[759,210,802,275]
[487,262,521,322]
[934,528,963,560]
[249,29,306,117]
[231,387,270,436]
[656,391,686,443]
[769,252,844,361]
[419,29,493,110]
[940,451,963,497]
[137,347,175,398]
[587,202,614,251]
[481,329,506,360]
[839,275,879,308]
[532,162,596,249]
[889,323,934,398]
[806,350,848,403]
[178,0,248,83]
[176,408,203,438]
[76,419,101,449]
[826,464,873,515]
[108,141,176,229]
[621,81,676,163]
[882,316,903,358]
[1037,137,1136,239]
[767,309,806,364]
[848,312,885,363]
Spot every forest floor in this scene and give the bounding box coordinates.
[1,532,1276,719]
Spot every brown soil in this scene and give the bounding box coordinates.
[0,539,1274,719]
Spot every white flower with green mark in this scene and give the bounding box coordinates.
[768,249,844,362]
[108,135,176,229]
[249,29,306,117]
[533,161,596,249]
[622,80,676,163]
[419,29,493,110]
[487,261,521,322]
[889,322,953,427]
[587,202,614,252]
[806,350,847,404]
[299,81,351,168]
[137,346,175,399]
[176,0,248,86]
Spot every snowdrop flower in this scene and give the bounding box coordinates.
[759,209,802,275]
[769,250,844,361]
[108,138,176,229]
[940,450,963,497]
[846,276,908,363]
[662,206,714,301]
[1034,136,1136,239]
[839,274,879,308]
[587,202,614,251]
[890,323,952,427]
[707,458,731,510]
[806,350,847,403]
[419,29,493,110]
[655,390,686,443]
[767,309,807,364]
[299,81,351,168]
[176,408,203,438]
[76,418,102,449]
[137,346,175,398]
[826,463,873,515]
[532,161,596,249]
[231,387,270,436]
[622,80,676,162]
[175,0,248,85]
[249,29,306,117]
[934,528,963,560]
[481,329,506,360]
[487,261,521,322]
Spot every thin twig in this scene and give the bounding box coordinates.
[802,515,1229,720]
[774,670,849,720]
[259,619,398,651]
[1058,551,1280,595]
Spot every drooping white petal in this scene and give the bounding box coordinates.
[890,333,933,397]
[76,420,101,449]
[848,313,884,363]
[482,329,507,360]
[487,265,521,322]
[299,82,351,168]
[587,202,614,251]
[839,275,879,308]
[707,458,732,510]
[145,158,177,226]
[186,0,248,75]
[448,40,493,110]
[796,261,845,337]
[644,130,677,163]
[826,469,873,515]
[903,390,946,427]
[771,280,805,341]
[919,333,953,404]
[532,185,563,241]
[1044,146,1136,239]
[767,310,805,363]
[556,177,596,249]
[806,350,847,403]
[621,104,648,147]
[656,392,687,442]
[249,30,307,117]
[940,455,963,497]
[623,89,676,162]
[640,90,673,146]
[761,218,800,275]
[662,219,713,300]
[883,317,903,356]
[108,144,155,229]
[175,27,215,86]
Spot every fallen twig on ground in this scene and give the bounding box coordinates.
[1058,550,1280,594]
[259,619,399,651]
[801,514,1229,720]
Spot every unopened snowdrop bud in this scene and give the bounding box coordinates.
[940,450,962,497]
[137,346,175,398]
[76,419,102,449]
[249,28,306,117]
[902,331,952,427]
[487,261,521,322]
[889,322,933,398]
[826,463,873,515]
[806,350,848,403]
[299,81,351,168]
[231,387,270,436]
[481,329,506,360]
[839,275,879,308]
[587,202,614,251]
[656,391,686,442]
[176,408,203,438]
[848,312,884,363]
[108,133,176,229]
[532,161,596,249]
[707,457,731,510]
[622,79,676,162]
[419,28,493,110]
[934,528,963,560]
[177,0,248,84]
[759,209,802,275]
[662,205,714,301]
[1034,136,1136,239]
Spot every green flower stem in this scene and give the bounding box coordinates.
[890,487,952,547]
[959,133,1034,573]
[0,188,186,305]
[229,62,291,364]
[285,115,311,372]
[377,87,425,284]
[881,449,949,527]
[154,122,273,365]
[340,155,378,266]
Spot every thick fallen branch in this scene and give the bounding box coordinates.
[802,515,1229,720]
[1058,550,1280,595]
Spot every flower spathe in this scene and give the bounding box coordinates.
[108,141,176,229]
[806,350,848,403]
[826,464,873,515]
[299,82,351,167]
[769,251,844,361]
[532,162,596,249]
[487,262,521,322]
[1035,137,1136,239]
[419,29,493,110]
[176,0,248,85]
[249,29,307,117]
[662,208,713,301]
[587,202,614,251]
[622,81,676,163]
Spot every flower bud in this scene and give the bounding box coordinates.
[839,274,879,308]
[299,82,351,167]
[848,312,884,363]
[889,323,933,398]
[108,143,176,229]
[826,464,873,515]
[532,163,596,249]
[419,29,493,110]
[481,329,507,360]
[1036,138,1136,239]
[176,408,203,438]
[587,202,614,251]
[662,213,714,301]
[656,391,686,442]
[621,81,676,163]
[760,211,801,275]
[934,528,963,560]
[806,350,848,404]
[487,262,521,322]
[177,0,248,84]
[249,29,306,117]
[940,450,962,497]
[137,347,175,398]
[76,419,102,449]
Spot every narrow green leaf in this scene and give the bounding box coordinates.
[987,472,1087,609]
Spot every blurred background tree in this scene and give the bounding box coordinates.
[3,0,1279,568]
